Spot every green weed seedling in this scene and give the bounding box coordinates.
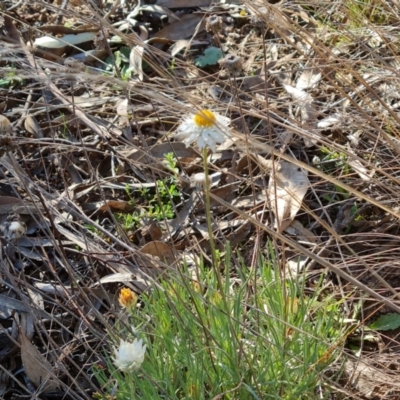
[0,67,24,88]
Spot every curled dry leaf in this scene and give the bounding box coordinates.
[34,32,96,50]
[267,160,309,233]
[24,115,44,138]
[296,67,322,90]
[129,45,145,81]
[20,330,60,392]
[283,84,316,123]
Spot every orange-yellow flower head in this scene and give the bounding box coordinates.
[118,288,137,309]
[193,109,216,128]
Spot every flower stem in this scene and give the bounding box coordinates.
[202,148,217,264]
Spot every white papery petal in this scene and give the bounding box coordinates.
[112,339,146,373]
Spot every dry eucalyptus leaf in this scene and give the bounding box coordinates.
[156,0,212,6]
[348,156,373,181]
[116,98,130,123]
[141,221,163,241]
[164,191,199,240]
[283,84,316,123]
[98,200,135,212]
[20,330,60,392]
[125,142,198,163]
[34,32,96,50]
[171,39,208,57]
[285,220,319,244]
[3,15,20,43]
[24,115,44,138]
[267,161,309,232]
[317,114,342,129]
[140,241,176,265]
[20,311,35,341]
[0,196,40,215]
[296,67,322,90]
[0,294,50,319]
[140,4,180,23]
[129,45,144,81]
[98,272,136,285]
[156,14,205,40]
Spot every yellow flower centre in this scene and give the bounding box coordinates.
[193,110,216,128]
[119,288,137,308]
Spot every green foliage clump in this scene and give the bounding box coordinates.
[95,245,346,399]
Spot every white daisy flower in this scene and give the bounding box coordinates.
[176,109,231,152]
[112,339,146,373]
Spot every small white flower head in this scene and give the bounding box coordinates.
[1,219,27,241]
[190,172,206,188]
[112,339,146,373]
[176,109,231,153]
[8,221,26,239]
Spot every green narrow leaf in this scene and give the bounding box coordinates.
[368,313,400,331]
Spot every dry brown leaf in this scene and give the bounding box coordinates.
[98,200,135,212]
[171,39,208,57]
[267,161,309,232]
[164,191,199,240]
[20,330,60,392]
[124,142,198,163]
[140,241,176,265]
[0,196,40,215]
[24,115,44,138]
[156,14,205,40]
[141,221,163,241]
[3,15,20,43]
[140,4,180,23]
[231,192,267,209]
[284,220,319,243]
[39,25,99,35]
[0,294,50,319]
[196,183,238,211]
[156,0,212,6]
